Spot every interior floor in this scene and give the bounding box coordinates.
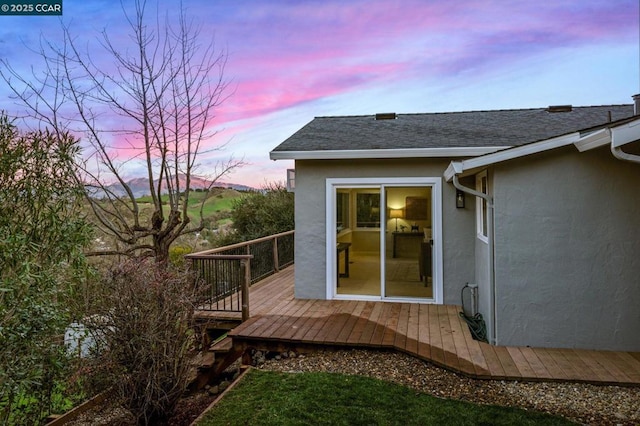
[337,252,432,299]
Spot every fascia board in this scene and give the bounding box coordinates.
[612,119,640,148]
[455,132,580,172]
[269,146,509,161]
[574,129,611,152]
[443,162,463,182]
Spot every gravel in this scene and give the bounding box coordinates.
[256,348,640,426]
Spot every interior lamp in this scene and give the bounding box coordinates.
[389,208,403,231]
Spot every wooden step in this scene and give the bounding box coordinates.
[210,336,233,353]
[200,351,216,369]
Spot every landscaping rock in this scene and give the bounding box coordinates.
[219,380,230,392]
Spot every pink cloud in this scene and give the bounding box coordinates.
[1,0,637,187]
[203,0,636,126]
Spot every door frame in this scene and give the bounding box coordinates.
[325,177,443,304]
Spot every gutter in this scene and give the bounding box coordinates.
[452,174,498,345]
[611,120,640,164]
[611,145,640,164]
[270,146,509,161]
[611,97,640,164]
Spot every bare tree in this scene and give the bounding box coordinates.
[1,1,243,263]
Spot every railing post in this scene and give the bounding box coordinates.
[272,236,280,272]
[241,258,250,321]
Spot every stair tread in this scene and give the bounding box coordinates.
[210,336,233,353]
[200,351,216,368]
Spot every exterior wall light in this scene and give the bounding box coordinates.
[456,190,465,209]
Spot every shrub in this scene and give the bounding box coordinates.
[86,259,202,425]
[214,183,294,246]
[0,115,92,424]
[169,245,193,268]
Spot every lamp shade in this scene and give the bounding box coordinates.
[389,208,403,219]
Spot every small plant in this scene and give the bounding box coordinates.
[86,259,203,425]
[169,245,193,268]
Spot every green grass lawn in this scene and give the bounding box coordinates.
[196,370,576,426]
[136,189,243,222]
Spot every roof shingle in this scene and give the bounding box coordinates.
[272,105,635,153]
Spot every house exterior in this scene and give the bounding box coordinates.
[270,103,640,351]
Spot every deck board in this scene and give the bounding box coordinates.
[493,346,522,379]
[300,301,342,343]
[559,349,599,382]
[270,299,314,340]
[393,303,410,350]
[427,304,444,366]
[447,305,475,375]
[551,349,586,381]
[438,304,460,372]
[519,347,552,380]
[614,352,640,382]
[359,302,385,346]
[533,348,567,380]
[405,304,420,354]
[572,349,615,383]
[370,302,394,346]
[416,304,431,360]
[335,301,366,344]
[346,301,376,344]
[478,344,505,379]
[316,300,358,343]
[220,266,640,386]
[506,347,536,378]
[590,350,636,384]
[381,303,402,347]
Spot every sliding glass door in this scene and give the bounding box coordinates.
[328,178,441,302]
[384,186,432,299]
[336,187,381,296]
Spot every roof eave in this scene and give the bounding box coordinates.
[443,116,640,181]
[443,132,581,181]
[269,147,510,161]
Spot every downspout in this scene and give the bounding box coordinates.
[452,174,497,345]
[611,145,640,164]
[613,95,640,164]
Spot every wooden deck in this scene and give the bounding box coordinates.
[211,266,640,386]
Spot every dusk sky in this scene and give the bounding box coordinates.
[0,0,638,187]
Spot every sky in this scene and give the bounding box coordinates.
[0,0,638,188]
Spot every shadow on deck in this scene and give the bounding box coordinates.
[195,266,640,386]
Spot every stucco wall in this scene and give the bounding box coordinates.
[473,173,492,341]
[492,146,640,351]
[293,158,476,304]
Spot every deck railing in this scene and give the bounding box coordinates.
[185,230,294,320]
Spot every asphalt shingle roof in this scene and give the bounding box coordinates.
[272,105,635,153]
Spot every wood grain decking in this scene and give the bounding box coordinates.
[203,266,640,386]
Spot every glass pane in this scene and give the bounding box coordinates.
[356,193,380,228]
[384,186,433,299]
[336,190,349,232]
[337,188,380,296]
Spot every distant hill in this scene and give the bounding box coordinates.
[88,175,254,199]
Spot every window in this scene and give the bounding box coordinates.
[336,190,350,232]
[476,171,488,241]
[356,192,380,228]
[286,169,295,192]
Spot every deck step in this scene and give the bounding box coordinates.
[210,336,233,353]
[188,337,243,390]
[200,351,216,369]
